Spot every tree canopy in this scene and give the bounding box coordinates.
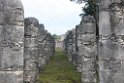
[70,0,99,18]
[52,34,61,41]
[70,0,99,37]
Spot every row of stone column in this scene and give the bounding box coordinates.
[99,0,124,83]
[24,17,55,83]
[0,0,55,83]
[64,0,124,83]
[64,16,97,83]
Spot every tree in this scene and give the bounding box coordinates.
[70,1,99,83]
[70,0,99,38]
[52,34,61,41]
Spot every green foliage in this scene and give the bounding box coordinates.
[38,49,81,83]
[82,0,99,37]
[52,34,61,41]
[70,0,99,18]
[82,0,99,17]
[70,0,99,37]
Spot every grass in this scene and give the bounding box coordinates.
[38,48,81,83]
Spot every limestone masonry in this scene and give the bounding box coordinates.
[0,0,124,83]
[64,1,124,83]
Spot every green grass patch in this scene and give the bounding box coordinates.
[38,49,81,83]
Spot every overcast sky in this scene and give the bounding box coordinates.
[21,0,84,35]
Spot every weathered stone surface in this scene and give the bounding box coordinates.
[0,0,24,83]
[75,25,83,72]
[71,29,77,66]
[99,0,124,83]
[0,0,55,82]
[64,28,77,66]
[77,16,97,83]
[64,16,97,83]
[38,24,55,72]
[24,17,39,83]
[37,24,46,72]
[65,30,74,62]
[44,33,55,62]
[0,71,23,83]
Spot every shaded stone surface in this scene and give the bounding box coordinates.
[38,24,55,72]
[76,16,97,83]
[64,16,97,83]
[99,0,124,83]
[64,30,74,62]
[24,17,39,83]
[0,0,24,83]
[0,0,55,82]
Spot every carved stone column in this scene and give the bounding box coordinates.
[24,17,39,83]
[78,16,96,83]
[99,0,124,83]
[0,0,24,83]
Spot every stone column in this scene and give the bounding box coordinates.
[99,0,124,83]
[39,30,49,67]
[0,0,24,83]
[67,31,73,62]
[48,33,55,57]
[71,29,77,66]
[75,25,82,72]
[38,24,46,72]
[24,17,39,83]
[38,24,55,72]
[44,33,53,62]
[77,16,97,83]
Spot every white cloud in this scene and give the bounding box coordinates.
[21,0,84,35]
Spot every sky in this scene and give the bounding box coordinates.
[21,0,84,35]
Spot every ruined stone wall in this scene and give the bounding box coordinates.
[99,0,124,83]
[0,0,24,83]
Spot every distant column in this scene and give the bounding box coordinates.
[75,25,82,72]
[38,24,49,72]
[77,16,97,83]
[24,17,39,83]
